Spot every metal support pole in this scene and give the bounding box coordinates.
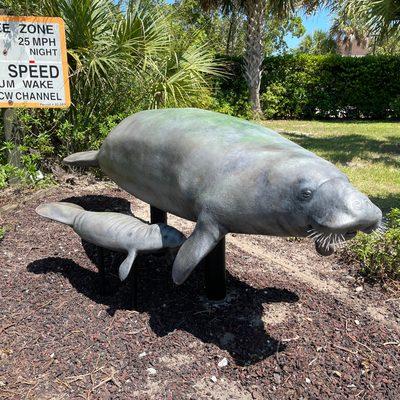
[149,205,227,300]
[203,237,227,301]
[97,246,108,296]
[1,9,21,184]
[150,206,167,224]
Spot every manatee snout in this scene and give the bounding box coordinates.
[309,178,382,256]
[350,198,382,234]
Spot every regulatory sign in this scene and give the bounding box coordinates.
[0,16,70,108]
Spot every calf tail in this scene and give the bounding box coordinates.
[36,202,84,226]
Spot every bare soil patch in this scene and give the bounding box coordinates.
[0,178,399,399]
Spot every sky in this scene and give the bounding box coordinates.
[286,8,334,49]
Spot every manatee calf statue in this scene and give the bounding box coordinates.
[64,108,382,284]
[36,202,186,280]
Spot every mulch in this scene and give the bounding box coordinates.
[0,177,399,399]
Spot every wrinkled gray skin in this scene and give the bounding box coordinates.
[64,108,382,285]
[36,202,186,280]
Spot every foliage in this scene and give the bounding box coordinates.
[263,15,305,55]
[170,0,305,56]
[330,4,370,52]
[0,226,5,241]
[260,83,291,118]
[327,0,400,55]
[216,54,400,119]
[210,56,253,118]
[373,33,400,54]
[0,0,223,189]
[296,29,337,55]
[346,208,400,282]
[345,0,400,39]
[198,0,316,115]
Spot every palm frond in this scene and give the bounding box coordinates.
[149,44,226,109]
[345,0,400,38]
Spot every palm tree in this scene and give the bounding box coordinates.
[297,29,337,54]
[5,0,222,117]
[200,1,334,116]
[330,7,369,53]
[200,1,287,116]
[345,0,400,39]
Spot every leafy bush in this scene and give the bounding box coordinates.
[346,208,400,282]
[0,0,223,189]
[217,54,400,119]
[210,57,253,119]
[260,83,288,118]
[0,227,5,241]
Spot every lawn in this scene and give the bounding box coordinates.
[262,120,400,213]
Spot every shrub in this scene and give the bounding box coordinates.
[346,208,400,282]
[216,54,400,119]
[0,1,223,190]
[260,83,288,118]
[210,56,253,119]
[0,227,5,241]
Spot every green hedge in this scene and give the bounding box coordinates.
[216,55,400,119]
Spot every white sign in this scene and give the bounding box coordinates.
[0,16,70,108]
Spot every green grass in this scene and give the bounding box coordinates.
[262,120,400,213]
[0,227,5,241]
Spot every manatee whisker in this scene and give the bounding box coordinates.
[309,229,349,252]
[308,231,322,239]
[326,234,333,250]
[314,234,324,244]
[307,228,321,239]
[377,221,387,234]
[309,231,323,241]
[333,233,345,249]
[317,234,327,244]
[322,233,332,250]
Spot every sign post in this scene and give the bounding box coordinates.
[0,14,70,178]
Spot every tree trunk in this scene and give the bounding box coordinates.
[226,8,236,55]
[226,0,240,55]
[244,0,267,117]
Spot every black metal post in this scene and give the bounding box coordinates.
[150,206,167,224]
[97,246,108,296]
[204,237,227,301]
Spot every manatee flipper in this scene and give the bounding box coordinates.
[35,202,84,226]
[172,214,226,285]
[119,250,137,281]
[63,150,99,167]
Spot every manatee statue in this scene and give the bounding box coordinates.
[36,202,186,280]
[63,108,382,284]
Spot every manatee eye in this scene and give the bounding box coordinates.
[300,189,313,200]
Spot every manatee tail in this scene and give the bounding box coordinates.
[36,202,84,226]
[63,150,99,167]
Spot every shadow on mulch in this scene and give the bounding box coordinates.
[27,194,300,366]
[27,255,299,366]
[59,194,139,217]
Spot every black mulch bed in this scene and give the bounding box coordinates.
[0,180,399,399]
